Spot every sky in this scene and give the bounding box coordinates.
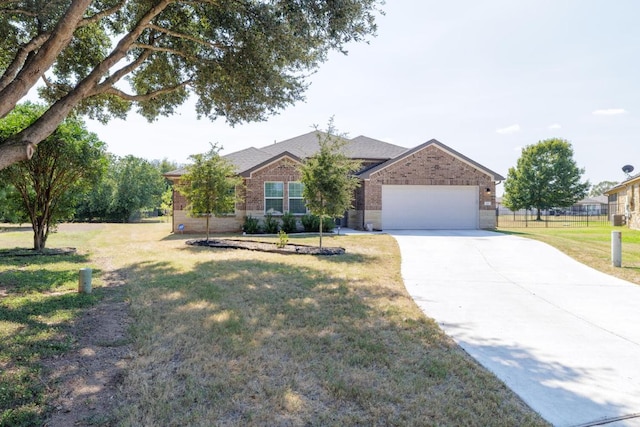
[82,0,640,194]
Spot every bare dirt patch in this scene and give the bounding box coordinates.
[43,268,133,427]
[186,238,346,255]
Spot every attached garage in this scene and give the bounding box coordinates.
[381,185,479,229]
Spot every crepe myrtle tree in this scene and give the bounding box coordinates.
[0,102,107,250]
[0,0,382,170]
[177,144,242,242]
[300,121,361,249]
[503,138,590,220]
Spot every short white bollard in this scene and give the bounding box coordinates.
[612,231,622,267]
[79,268,92,294]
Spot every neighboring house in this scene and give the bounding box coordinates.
[571,195,608,216]
[605,173,640,229]
[165,131,505,233]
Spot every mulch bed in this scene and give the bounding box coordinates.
[0,247,77,257]
[186,238,345,255]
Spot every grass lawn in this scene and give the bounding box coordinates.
[1,222,547,426]
[498,224,640,285]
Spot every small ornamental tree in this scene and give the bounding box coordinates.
[300,122,361,248]
[503,138,590,220]
[0,103,107,250]
[177,144,241,241]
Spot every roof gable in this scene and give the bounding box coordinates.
[239,151,303,178]
[357,139,505,181]
[605,173,640,195]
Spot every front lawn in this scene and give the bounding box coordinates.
[1,223,547,426]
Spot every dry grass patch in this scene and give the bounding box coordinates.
[1,223,548,425]
[104,226,546,426]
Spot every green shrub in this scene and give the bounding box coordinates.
[243,215,261,234]
[281,212,298,233]
[263,212,280,234]
[276,230,289,248]
[301,214,335,232]
[301,213,317,232]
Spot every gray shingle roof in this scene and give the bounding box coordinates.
[345,136,407,159]
[223,147,273,173]
[165,134,502,181]
[259,131,328,158]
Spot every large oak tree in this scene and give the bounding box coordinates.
[0,0,382,169]
[503,138,590,220]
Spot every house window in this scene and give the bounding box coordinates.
[265,182,284,214]
[288,182,307,214]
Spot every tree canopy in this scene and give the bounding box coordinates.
[0,102,107,250]
[177,144,241,241]
[0,0,382,169]
[589,180,619,197]
[503,138,590,220]
[300,123,361,248]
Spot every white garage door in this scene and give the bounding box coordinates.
[382,185,479,229]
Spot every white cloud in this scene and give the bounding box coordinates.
[592,108,627,116]
[548,123,562,129]
[496,124,521,135]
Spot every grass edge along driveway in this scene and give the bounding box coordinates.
[497,224,640,286]
[1,223,547,426]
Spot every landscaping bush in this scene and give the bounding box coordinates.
[301,214,335,232]
[243,215,261,234]
[263,213,280,234]
[281,212,298,233]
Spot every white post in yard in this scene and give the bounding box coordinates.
[611,231,622,267]
[79,268,92,293]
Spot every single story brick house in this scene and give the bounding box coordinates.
[605,173,640,229]
[165,132,505,233]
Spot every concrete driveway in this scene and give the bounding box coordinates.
[390,230,640,427]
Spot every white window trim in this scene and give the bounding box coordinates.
[288,181,307,215]
[264,181,284,215]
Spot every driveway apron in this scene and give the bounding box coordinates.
[391,230,640,427]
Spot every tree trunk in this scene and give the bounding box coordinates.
[32,218,48,252]
[536,208,542,221]
[319,215,323,249]
[0,0,92,118]
[206,214,210,242]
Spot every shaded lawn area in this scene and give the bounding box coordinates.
[0,249,99,426]
[1,223,548,426]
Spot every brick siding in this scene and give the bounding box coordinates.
[357,145,497,230]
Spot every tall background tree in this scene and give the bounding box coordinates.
[590,180,619,197]
[503,138,590,220]
[0,102,107,250]
[109,155,166,222]
[177,144,241,241]
[0,0,382,169]
[300,123,361,248]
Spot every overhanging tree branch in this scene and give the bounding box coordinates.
[0,0,93,118]
[147,23,225,50]
[104,80,192,102]
[79,0,126,27]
